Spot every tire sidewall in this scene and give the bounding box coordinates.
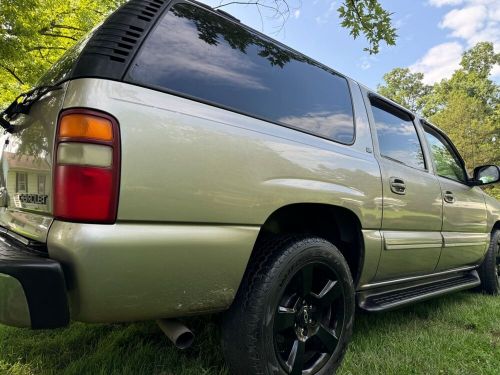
[492,231,500,291]
[256,239,355,375]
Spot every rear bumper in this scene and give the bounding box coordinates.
[0,233,69,329]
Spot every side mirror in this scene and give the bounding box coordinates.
[471,165,500,186]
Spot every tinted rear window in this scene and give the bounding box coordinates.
[38,29,96,86]
[128,3,355,144]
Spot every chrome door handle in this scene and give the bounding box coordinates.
[444,191,455,203]
[390,177,406,195]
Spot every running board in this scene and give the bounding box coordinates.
[357,271,481,312]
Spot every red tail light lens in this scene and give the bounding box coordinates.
[54,109,120,223]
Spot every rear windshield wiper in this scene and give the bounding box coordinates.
[0,84,62,133]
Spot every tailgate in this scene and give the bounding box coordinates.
[0,83,68,243]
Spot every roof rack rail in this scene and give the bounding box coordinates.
[189,0,213,11]
[216,9,241,23]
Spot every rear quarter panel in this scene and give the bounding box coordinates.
[63,78,382,228]
[52,78,383,321]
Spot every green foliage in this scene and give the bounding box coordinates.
[337,0,397,55]
[379,42,500,199]
[461,41,500,79]
[0,0,125,108]
[0,293,498,374]
[377,68,431,114]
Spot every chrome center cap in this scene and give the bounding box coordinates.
[295,303,318,341]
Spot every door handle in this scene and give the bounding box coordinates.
[443,191,455,204]
[390,177,406,195]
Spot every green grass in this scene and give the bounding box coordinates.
[0,292,498,375]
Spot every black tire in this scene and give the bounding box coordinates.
[478,229,500,295]
[221,236,355,375]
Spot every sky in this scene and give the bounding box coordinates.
[200,0,500,91]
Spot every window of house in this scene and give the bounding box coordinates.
[16,172,27,193]
[38,175,46,195]
[371,99,425,170]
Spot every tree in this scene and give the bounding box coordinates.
[424,43,499,117]
[377,68,431,114]
[216,0,397,55]
[0,0,124,107]
[378,42,499,199]
[460,41,500,79]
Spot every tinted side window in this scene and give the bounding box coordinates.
[371,99,425,169]
[424,127,467,183]
[128,3,355,144]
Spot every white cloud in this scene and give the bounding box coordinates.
[438,0,500,50]
[410,42,464,84]
[439,5,488,40]
[360,60,371,70]
[492,64,500,77]
[412,0,500,82]
[315,1,337,25]
[293,10,301,19]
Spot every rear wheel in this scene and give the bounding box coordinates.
[221,236,355,375]
[478,229,500,295]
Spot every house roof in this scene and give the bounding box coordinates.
[3,152,50,172]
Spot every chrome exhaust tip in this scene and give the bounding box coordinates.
[157,318,194,350]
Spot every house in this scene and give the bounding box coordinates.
[2,152,51,212]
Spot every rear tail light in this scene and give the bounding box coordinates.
[54,109,120,223]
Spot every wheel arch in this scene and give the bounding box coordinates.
[251,203,365,285]
[493,221,500,231]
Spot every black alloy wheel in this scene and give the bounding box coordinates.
[273,262,345,375]
[221,236,355,375]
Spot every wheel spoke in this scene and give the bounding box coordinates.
[286,339,305,375]
[315,324,339,353]
[312,279,342,306]
[275,306,296,332]
[298,264,314,298]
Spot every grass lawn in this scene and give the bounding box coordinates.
[0,292,498,375]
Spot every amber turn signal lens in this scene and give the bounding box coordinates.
[59,113,113,141]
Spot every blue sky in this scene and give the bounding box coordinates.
[201,0,500,91]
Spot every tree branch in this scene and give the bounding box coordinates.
[0,65,25,85]
[39,32,77,41]
[50,24,85,32]
[215,0,291,34]
[27,46,67,52]
[348,0,372,36]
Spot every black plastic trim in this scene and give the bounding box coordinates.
[357,270,480,312]
[0,233,69,329]
[69,0,173,81]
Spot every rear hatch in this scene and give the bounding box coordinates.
[0,0,168,243]
[0,84,68,243]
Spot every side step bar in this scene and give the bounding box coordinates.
[358,271,480,312]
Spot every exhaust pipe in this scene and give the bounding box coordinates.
[157,319,194,350]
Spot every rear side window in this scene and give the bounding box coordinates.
[127,3,355,144]
[371,99,425,170]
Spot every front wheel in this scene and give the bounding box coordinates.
[478,229,500,295]
[221,236,355,375]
